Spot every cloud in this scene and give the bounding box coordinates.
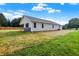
[46,7,61,14]
[41,18,68,25]
[60,3,64,5]
[2,10,27,20]
[53,20,68,25]
[56,10,61,13]
[69,3,78,5]
[32,3,61,14]
[32,6,45,11]
[0,3,6,5]
[2,12,14,20]
[48,9,56,14]
[47,8,61,14]
[32,3,47,11]
[60,3,78,5]
[37,3,47,7]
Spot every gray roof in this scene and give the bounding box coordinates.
[23,15,61,25]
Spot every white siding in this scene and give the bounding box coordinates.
[20,16,32,28]
[59,26,62,30]
[20,16,62,32]
[31,22,61,31]
[53,25,59,30]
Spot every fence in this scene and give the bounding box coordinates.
[0,27,23,30]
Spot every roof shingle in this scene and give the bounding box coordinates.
[24,15,61,25]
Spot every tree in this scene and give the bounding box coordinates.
[0,13,8,27]
[63,24,69,29]
[7,19,11,27]
[11,17,22,27]
[68,18,79,30]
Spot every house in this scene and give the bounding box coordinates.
[20,16,62,32]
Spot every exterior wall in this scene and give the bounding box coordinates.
[31,22,61,32]
[60,26,62,30]
[20,16,32,31]
[20,16,62,32]
[53,25,62,30]
[20,16,32,28]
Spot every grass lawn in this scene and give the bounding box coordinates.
[0,30,74,56]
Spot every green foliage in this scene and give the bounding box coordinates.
[11,18,22,27]
[63,24,69,29]
[0,13,8,26]
[69,18,79,29]
[9,31,79,56]
[6,19,11,27]
[0,13,22,27]
[64,18,79,29]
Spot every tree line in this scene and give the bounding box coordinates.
[0,13,22,27]
[63,18,79,30]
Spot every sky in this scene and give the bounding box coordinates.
[0,3,79,25]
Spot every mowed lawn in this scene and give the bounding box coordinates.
[0,30,76,56]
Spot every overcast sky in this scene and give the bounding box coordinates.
[0,3,79,25]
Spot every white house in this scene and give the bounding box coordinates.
[20,16,62,32]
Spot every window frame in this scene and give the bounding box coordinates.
[26,23,29,28]
[52,25,54,28]
[34,22,36,28]
[42,23,44,28]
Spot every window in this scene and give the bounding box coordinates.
[26,23,29,28]
[42,24,44,28]
[52,25,54,28]
[34,23,36,28]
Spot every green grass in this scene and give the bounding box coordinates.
[8,31,79,56]
[0,30,61,55]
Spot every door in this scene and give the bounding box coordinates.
[26,23,29,28]
[24,23,31,31]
